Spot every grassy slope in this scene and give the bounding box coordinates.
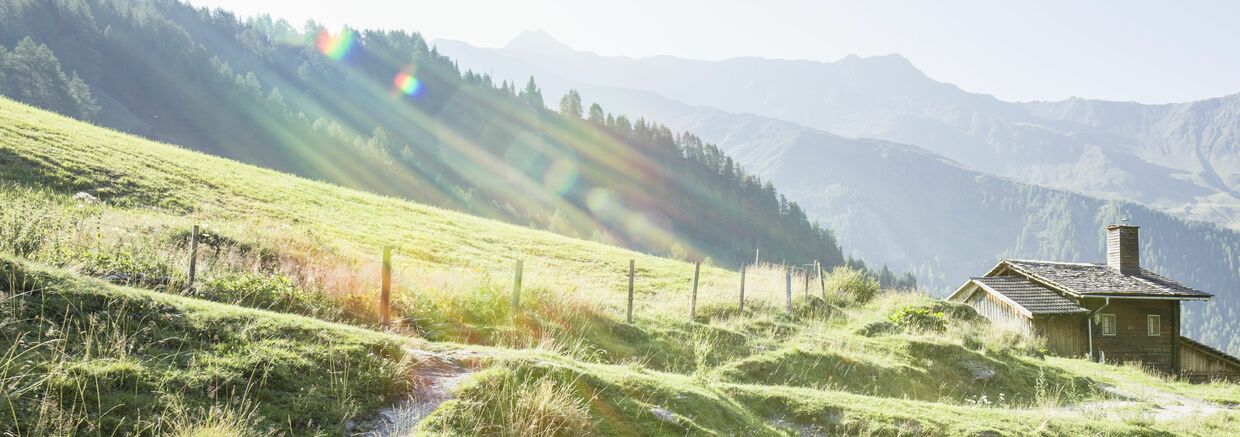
[0,98,719,301]
[2,98,1238,436]
[0,255,416,435]
[7,255,1233,436]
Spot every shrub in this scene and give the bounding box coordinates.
[824,266,880,304]
[888,306,947,333]
[924,300,981,322]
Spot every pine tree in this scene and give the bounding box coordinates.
[559,89,583,118]
[0,37,98,119]
[521,76,543,108]
[368,127,396,156]
[588,103,605,125]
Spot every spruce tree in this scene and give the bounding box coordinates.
[587,103,605,125]
[521,76,543,108]
[559,89,583,118]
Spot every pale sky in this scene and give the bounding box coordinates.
[188,0,1240,103]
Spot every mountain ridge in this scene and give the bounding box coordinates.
[436,32,1240,231]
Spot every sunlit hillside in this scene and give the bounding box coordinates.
[0,0,864,274]
[3,98,1239,435]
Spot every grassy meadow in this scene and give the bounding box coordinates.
[2,98,1238,435]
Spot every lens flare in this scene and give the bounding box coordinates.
[317,28,356,60]
[543,158,578,195]
[624,213,652,236]
[586,188,614,215]
[393,72,423,96]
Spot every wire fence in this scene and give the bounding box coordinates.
[23,214,840,327]
[362,245,834,327]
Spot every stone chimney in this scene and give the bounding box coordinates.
[1106,224,1140,275]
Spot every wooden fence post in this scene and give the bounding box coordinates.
[803,265,810,298]
[690,261,700,319]
[738,264,747,313]
[381,246,392,327]
[818,260,826,298]
[785,266,793,315]
[511,259,523,316]
[627,259,635,323]
[186,224,199,291]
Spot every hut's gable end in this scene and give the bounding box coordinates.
[959,283,1035,335]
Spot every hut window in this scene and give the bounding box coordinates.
[1147,315,1160,336]
[1100,314,1116,336]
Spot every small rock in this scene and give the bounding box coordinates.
[651,407,678,424]
[73,192,99,204]
[962,360,996,381]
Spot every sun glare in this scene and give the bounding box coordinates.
[393,71,424,96]
[316,28,356,60]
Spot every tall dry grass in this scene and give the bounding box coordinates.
[434,367,595,437]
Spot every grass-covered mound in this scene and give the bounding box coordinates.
[417,352,1164,436]
[0,255,413,435]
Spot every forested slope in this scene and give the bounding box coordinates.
[0,0,858,273]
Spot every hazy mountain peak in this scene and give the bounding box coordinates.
[835,53,922,75]
[505,29,575,54]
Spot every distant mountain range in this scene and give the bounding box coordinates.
[438,31,1240,232]
[436,32,1240,353]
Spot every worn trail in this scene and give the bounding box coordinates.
[357,349,481,436]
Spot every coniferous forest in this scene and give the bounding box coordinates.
[0,0,901,280]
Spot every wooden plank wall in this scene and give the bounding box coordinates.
[1081,299,1177,373]
[1035,316,1087,357]
[1180,342,1240,381]
[965,286,1034,336]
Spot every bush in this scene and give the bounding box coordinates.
[924,300,981,322]
[888,306,947,333]
[824,266,880,304]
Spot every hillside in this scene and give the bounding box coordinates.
[435,33,1240,231]
[3,91,1240,435]
[0,0,851,270]
[7,94,1240,434]
[428,40,1240,355]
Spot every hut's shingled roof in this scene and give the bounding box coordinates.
[1000,260,1212,299]
[972,276,1089,315]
